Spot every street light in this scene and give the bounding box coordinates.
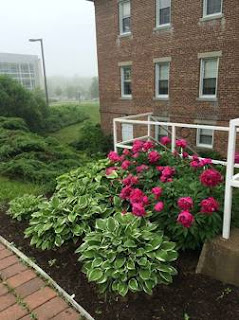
[29,38,49,106]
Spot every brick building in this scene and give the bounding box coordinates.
[88,0,239,153]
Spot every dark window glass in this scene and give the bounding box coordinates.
[124,82,131,95]
[158,80,169,95]
[203,78,216,95]
[122,66,132,96]
[160,7,170,25]
[207,0,221,15]
[123,17,131,33]
[199,129,213,145]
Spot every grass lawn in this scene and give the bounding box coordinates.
[0,176,46,205]
[49,102,100,144]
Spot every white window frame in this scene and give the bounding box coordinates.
[199,57,219,99]
[155,62,170,99]
[196,128,214,149]
[203,0,223,18]
[119,0,131,35]
[156,0,171,28]
[121,66,132,99]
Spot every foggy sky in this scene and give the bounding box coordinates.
[0,0,97,77]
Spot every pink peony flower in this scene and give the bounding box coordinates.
[200,169,223,187]
[182,152,189,159]
[132,203,146,217]
[143,141,154,151]
[105,167,117,176]
[235,153,239,164]
[160,136,171,146]
[120,186,133,200]
[190,160,200,169]
[176,139,187,149]
[178,197,193,211]
[162,166,175,178]
[177,211,194,228]
[129,188,145,204]
[132,140,144,153]
[152,187,163,199]
[121,160,131,170]
[142,196,149,205]
[200,197,219,214]
[132,152,140,159]
[154,202,164,212]
[122,174,138,186]
[136,164,149,173]
[108,151,121,162]
[148,151,161,164]
[123,149,131,156]
[192,155,199,161]
[156,166,164,172]
[200,158,212,166]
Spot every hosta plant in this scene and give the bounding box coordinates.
[7,194,44,221]
[24,160,116,250]
[77,213,178,296]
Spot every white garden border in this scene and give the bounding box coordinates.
[0,235,95,320]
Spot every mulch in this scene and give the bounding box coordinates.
[1,209,239,320]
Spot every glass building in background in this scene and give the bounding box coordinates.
[0,53,42,90]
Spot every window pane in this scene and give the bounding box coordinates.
[204,59,217,78]
[158,80,169,95]
[159,0,171,25]
[207,0,222,15]
[122,1,130,17]
[122,66,132,96]
[123,67,131,81]
[160,0,171,9]
[159,63,169,80]
[124,82,132,95]
[199,129,213,145]
[123,17,131,33]
[203,78,216,95]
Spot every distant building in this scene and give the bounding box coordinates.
[0,53,42,90]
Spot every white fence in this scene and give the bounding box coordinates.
[113,113,239,240]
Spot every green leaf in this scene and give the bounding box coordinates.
[128,278,139,292]
[155,250,168,262]
[77,195,88,209]
[68,212,77,223]
[106,217,118,232]
[139,269,151,280]
[166,251,178,262]
[150,235,163,250]
[161,241,176,251]
[95,219,106,230]
[88,268,103,282]
[118,282,128,297]
[92,257,103,268]
[114,257,126,269]
[124,240,137,248]
[126,259,135,270]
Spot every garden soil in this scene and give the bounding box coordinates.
[1,210,239,320]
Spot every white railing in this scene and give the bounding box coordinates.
[113,113,239,239]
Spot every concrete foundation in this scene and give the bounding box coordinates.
[196,229,239,287]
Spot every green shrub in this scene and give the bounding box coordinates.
[77,213,178,296]
[71,121,112,156]
[7,194,44,221]
[42,104,89,133]
[0,76,48,132]
[24,160,115,250]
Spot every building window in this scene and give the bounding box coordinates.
[155,62,170,98]
[199,58,219,98]
[119,1,131,35]
[156,0,171,27]
[203,0,222,17]
[121,66,132,98]
[197,128,214,148]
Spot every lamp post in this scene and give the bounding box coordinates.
[29,38,49,106]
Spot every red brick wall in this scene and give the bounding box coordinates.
[94,0,239,153]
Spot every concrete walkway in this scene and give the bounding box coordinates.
[0,243,82,320]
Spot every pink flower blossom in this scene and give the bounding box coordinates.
[178,197,193,211]
[121,160,131,170]
[120,186,133,200]
[200,197,219,214]
[132,203,146,217]
[152,187,162,199]
[122,174,138,186]
[142,196,149,205]
[162,166,175,178]
[132,152,140,159]
[143,141,154,151]
[132,140,144,153]
[148,151,161,164]
[235,153,239,164]
[108,151,121,163]
[156,166,164,172]
[105,167,117,176]
[136,164,149,173]
[182,152,189,159]
[123,149,131,156]
[192,155,199,161]
[177,211,194,228]
[154,202,164,212]
[176,139,187,149]
[190,160,200,169]
[200,169,223,187]
[200,158,212,166]
[160,136,171,146]
[129,188,145,204]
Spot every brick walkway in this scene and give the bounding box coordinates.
[0,243,83,320]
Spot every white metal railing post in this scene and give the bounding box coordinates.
[147,115,151,138]
[222,120,237,239]
[171,126,176,152]
[113,119,117,152]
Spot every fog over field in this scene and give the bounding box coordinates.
[0,0,97,77]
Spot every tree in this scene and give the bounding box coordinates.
[0,75,48,132]
[89,77,99,100]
